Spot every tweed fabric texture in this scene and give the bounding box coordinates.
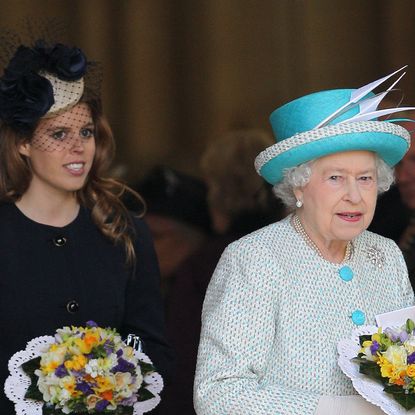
[194,215,414,415]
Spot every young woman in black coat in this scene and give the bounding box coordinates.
[0,38,173,413]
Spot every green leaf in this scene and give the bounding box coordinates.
[21,357,43,401]
[25,381,43,401]
[137,387,155,402]
[21,357,41,377]
[139,361,155,375]
[358,334,372,347]
[66,398,87,413]
[113,407,134,415]
[383,384,415,410]
[90,344,108,359]
[383,384,405,394]
[352,356,369,364]
[359,362,385,383]
[42,404,66,415]
[407,319,415,334]
[390,392,415,410]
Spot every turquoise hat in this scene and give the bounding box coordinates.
[255,69,413,185]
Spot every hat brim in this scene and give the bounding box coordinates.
[256,122,410,185]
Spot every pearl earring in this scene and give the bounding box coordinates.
[296,199,303,208]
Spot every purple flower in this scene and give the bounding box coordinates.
[408,352,415,364]
[120,395,138,406]
[370,340,380,355]
[111,357,135,373]
[400,331,409,343]
[86,320,98,328]
[71,369,84,378]
[54,364,68,378]
[384,328,399,342]
[104,340,114,356]
[95,400,109,412]
[76,381,94,396]
[116,349,123,358]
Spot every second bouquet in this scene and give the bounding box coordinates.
[4,321,163,414]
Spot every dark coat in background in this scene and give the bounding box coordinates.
[368,185,410,244]
[368,185,415,288]
[0,203,173,413]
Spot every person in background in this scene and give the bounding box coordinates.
[369,113,415,286]
[133,166,212,297]
[194,71,414,414]
[201,128,286,236]
[158,129,285,415]
[0,33,172,413]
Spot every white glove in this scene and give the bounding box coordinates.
[315,395,385,415]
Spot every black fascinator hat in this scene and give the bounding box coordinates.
[0,21,101,135]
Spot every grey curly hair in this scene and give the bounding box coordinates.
[273,154,394,211]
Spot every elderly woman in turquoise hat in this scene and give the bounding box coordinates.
[194,68,415,414]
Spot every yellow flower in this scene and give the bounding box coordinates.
[62,377,82,397]
[40,344,67,374]
[73,337,94,354]
[73,354,87,370]
[378,355,395,379]
[407,365,415,377]
[380,362,395,379]
[94,375,115,394]
[43,361,59,374]
[64,354,87,371]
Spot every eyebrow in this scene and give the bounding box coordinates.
[45,126,70,132]
[45,122,94,131]
[323,167,376,175]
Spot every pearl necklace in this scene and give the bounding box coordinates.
[292,214,352,263]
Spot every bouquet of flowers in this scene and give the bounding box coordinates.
[352,319,415,410]
[4,321,163,415]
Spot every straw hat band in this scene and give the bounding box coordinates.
[255,121,410,174]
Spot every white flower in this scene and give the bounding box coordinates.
[405,336,415,354]
[85,354,117,378]
[86,394,101,410]
[134,369,144,390]
[85,359,100,378]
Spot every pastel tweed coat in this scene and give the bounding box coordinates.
[194,216,414,414]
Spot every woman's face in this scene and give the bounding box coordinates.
[295,150,378,245]
[19,103,96,196]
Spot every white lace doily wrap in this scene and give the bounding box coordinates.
[338,325,415,415]
[4,335,163,415]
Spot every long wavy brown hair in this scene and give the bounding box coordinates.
[0,97,144,265]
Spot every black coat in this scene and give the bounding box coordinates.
[0,203,173,413]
